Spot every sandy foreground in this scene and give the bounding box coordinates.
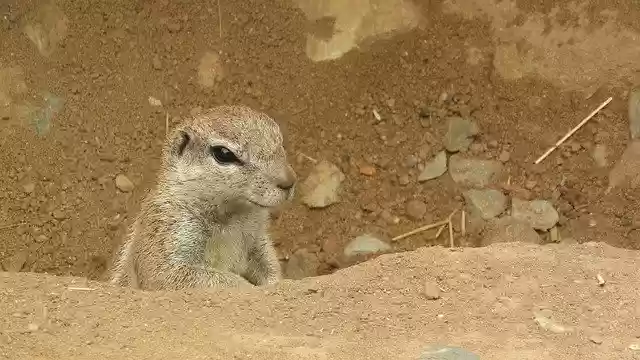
[1,242,639,360]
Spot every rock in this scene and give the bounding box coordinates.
[462,189,507,220]
[418,151,447,182]
[534,311,574,334]
[27,323,39,332]
[398,174,410,186]
[549,226,560,242]
[197,51,225,88]
[115,174,135,192]
[359,164,376,176]
[23,4,68,57]
[405,199,427,220]
[148,96,162,107]
[444,117,479,152]
[419,345,480,360]
[607,140,640,192]
[511,198,559,231]
[52,209,66,220]
[462,210,487,236]
[498,150,510,163]
[152,55,162,70]
[344,234,391,257]
[300,160,345,208]
[589,335,603,345]
[524,180,537,190]
[1,250,28,272]
[449,155,503,188]
[404,155,419,168]
[423,279,441,300]
[284,249,319,280]
[592,144,608,168]
[482,216,541,246]
[629,86,640,140]
[23,182,35,194]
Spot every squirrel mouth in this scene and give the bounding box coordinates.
[246,199,275,209]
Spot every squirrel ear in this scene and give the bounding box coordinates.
[169,129,191,158]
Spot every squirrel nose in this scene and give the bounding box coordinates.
[276,166,297,191]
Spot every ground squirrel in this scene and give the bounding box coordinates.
[109,105,296,291]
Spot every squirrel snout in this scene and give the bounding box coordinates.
[276,167,296,191]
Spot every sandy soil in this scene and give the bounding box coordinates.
[1,0,640,358]
[2,242,640,359]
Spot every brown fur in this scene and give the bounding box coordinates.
[109,105,296,290]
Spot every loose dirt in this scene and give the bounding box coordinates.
[2,242,640,359]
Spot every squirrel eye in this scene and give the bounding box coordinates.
[209,146,241,165]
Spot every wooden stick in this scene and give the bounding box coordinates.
[433,224,447,239]
[217,0,223,39]
[448,218,454,248]
[461,210,466,237]
[393,208,459,242]
[298,152,318,164]
[392,219,449,242]
[534,97,612,164]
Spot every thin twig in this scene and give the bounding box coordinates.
[217,0,223,39]
[461,210,466,237]
[448,217,454,248]
[0,223,24,231]
[392,219,449,242]
[298,152,318,164]
[393,208,459,242]
[433,224,447,239]
[67,287,95,291]
[534,97,613,164]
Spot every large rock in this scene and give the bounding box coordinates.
[463,189,507,220]
[608,140,640,192]
[418,151,447,182]
[511,198,559,231]
[482,216,542,246]
[444,117,479,152]
[449,155,503,188]
[300,160,345,208]
[344,234,391,257]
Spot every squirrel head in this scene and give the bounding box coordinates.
[161,105,296,212]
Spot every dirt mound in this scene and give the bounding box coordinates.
[2,242,639,359]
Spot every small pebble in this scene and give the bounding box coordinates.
[498,150,510,163]
[534,311,574,334]
[524,180,537,190]
[589,335,603,344]
[420,345,480,360]
[398,174,410,186]
[423,280,441,300]
[115,174,135,192]
[359,165,376,176]
[27,323,39,332]
[404,155,419,168]
[405,200,427,220]
[152,55,162,70]
[23,183,35,194]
